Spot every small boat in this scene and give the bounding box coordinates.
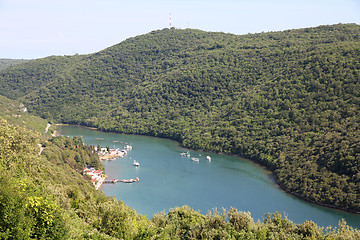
[180,151,191,157]
[133,160,140,167]
[191,157,199,162]
[121,177,139,183]
[207,156,211,161]
[124,145,133,150]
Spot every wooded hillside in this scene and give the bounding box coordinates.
[0,23,359,212]
[1,113,359,239]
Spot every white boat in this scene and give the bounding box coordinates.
[191,157,199,162]
[121,177,139,183]
[207,156,211,161]
[180,151,190,157]
[124,145,133,150]
[133,160,140,167]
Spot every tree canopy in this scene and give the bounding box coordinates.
[0,116,359,239]
[0,23,359,213]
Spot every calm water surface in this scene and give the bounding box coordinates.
[58,125,360,229]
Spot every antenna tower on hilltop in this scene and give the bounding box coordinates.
[169,13,172,28]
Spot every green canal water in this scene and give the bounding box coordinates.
[58,125,360,229]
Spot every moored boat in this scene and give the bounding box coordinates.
[191,157,199,162]
[180,151,191,157]
[133,160,140,167]
[124,144,133,150]
[120,177,139,183]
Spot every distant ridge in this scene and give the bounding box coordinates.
[0,58,28,71]
[0,23,359,212]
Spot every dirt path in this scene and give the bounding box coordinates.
[44,123,51,133]
[38,143,43,155]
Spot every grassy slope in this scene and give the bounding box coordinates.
[0,95,49,134]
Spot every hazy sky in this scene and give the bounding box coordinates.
[1,0,359,59]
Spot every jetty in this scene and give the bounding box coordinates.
[103,179,118,184]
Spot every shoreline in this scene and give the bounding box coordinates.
[185,146,360,215]
[55,123,360,216]
[95,176,107,190]
[56,123,97,130]
[272,175,360,215]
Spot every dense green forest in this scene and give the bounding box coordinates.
[1,110,359,239]
[0,24,359,213]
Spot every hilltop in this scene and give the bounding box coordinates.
[0,23,359,213]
